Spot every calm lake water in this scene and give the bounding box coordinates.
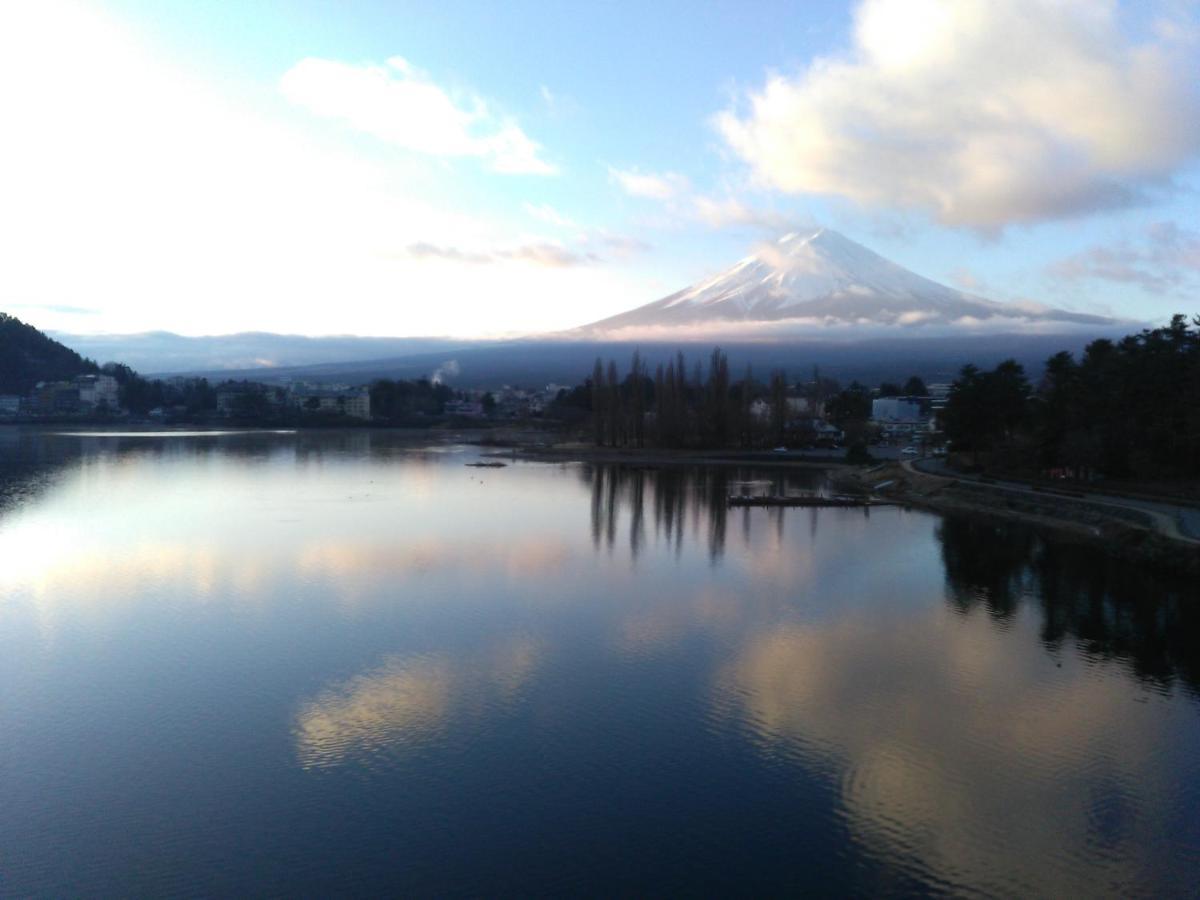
[1,427,1198,897]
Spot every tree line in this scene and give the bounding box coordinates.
[942,314,1200,479]
[553,347,895,451]
[95,368,456,422]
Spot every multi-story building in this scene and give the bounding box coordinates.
[30,381,80,414]
[289,386,371,419]
[76,374,120,410]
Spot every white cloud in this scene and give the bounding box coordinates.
[715,0,1200,229]
[608,166,690,200]
[594,233,652,257]
[691,195,796,231]
[523,202,576,228]
[1047,221,1200,291]
[0,1,647,339]
[947,267,984,292]
[403,239,597,267]
[281,56,556,175]
[520,206,652,259]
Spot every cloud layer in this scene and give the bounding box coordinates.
[716,0,1200,229]
[1049,221,1200,291]
[404,240,597,267]
[281,56,556,175]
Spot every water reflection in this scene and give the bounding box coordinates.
[1,429,1198,897]
[297,637,542,770]
[939,516,1200,695]
[715,607,1199,898]
[583,462,827,561]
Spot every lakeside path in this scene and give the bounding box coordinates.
[906,458,1200,544]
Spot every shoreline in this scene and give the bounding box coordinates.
[852,461,1200,577]
[503,441,1200,576]
[8,422,1198,575]
[492,443,852,470]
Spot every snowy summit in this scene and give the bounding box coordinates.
[574,229,1115,341]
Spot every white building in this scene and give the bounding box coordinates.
[871,396,924,422]
[76,374,120,410]
[290,386,371,419]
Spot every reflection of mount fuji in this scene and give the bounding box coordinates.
[576,229,1115,340]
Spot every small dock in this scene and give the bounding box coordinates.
[727,494,891,508]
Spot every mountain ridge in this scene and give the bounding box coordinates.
[0,312,100,394]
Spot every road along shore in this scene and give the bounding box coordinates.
[848,461,1200,577]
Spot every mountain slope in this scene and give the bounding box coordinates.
[0,312,98,393]
[577,229,1115,339]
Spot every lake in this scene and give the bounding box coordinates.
[1,427,1198,897]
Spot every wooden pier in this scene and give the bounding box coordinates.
[726,494,891,508]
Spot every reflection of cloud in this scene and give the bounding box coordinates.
[296,637,542,769]
[716,611,1182,896]
[295,536,572,585]
[0,528,573,627]
[619,586,741,655]
[296,655,454,768]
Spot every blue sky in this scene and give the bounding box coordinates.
[1,0,1197,337]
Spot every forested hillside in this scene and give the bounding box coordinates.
[0,313,98,393]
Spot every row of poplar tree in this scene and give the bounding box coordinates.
[588,348,797,449]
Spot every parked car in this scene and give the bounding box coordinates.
[901,446,918,456]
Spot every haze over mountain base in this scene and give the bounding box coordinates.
[49,229,1126,385]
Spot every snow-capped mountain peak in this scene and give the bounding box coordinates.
[575,228,1114,340]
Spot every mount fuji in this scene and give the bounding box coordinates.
[51,229,1125,386]
[575,229,1115,340]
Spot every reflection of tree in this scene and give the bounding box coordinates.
[578,463,832,564]
[629,469,644,560]
[587,464,603,550]
[698,468,728,562]
[0,429,84,515]
[1032,543,1200,694]
[652,468,685,555]
[936,514,1200,694]
[936,517,1036,619]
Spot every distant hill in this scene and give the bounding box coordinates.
[50,330,470,376]
[0,313,98,394]
[169,333,1115,391]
